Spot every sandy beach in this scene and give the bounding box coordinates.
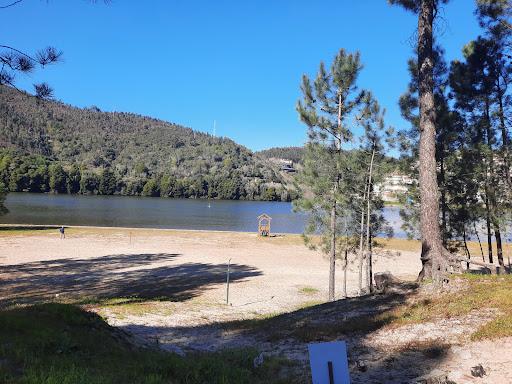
[0,226,421,354]
[0,227,422,310]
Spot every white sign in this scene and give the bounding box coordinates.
[308,341,351,384]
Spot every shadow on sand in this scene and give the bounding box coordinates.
[118,283,456,383]
[0,253,262,306]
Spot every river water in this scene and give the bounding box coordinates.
[0,192,406,237]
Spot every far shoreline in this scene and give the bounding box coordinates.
[2,223,509,258]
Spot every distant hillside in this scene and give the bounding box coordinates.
[256,146,304,164]
[0,86,296,201]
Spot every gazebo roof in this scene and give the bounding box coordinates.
[257,213,272,220]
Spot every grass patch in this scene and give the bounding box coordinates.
[221,312,282,331]
[294,300,324,311]
[289,312,397,342]
[0,227,57,236]
[0,303,296,384]
[298,286,319,295]
[247,275,512,343]
[78,296,172,306]
[384,274,512,340]
[95,301,174,319]
[375,237,421,252]
[375,236,512,257]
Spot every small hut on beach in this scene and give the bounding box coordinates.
[257,214,272,237]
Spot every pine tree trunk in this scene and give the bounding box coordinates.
[417,0,446,282]
[497,81,511,185]
[463,226,470,270]
[495,227,504,267]
[485,194,494,264]
[484,100,497,265]
[366,147,376,292]
[329,188,336,302]
[358,196,366,295]
[327,93,343,302]
[473,221,485,263]
[342,249,348,299]
[439,153,447,246]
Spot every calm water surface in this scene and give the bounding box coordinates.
[0,193,407,237]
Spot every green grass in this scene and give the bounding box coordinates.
[385,274,512,340]
[0,303,297,384]
[289,312,397,342]
[0,227,57,236]
[298,287,319,295]
[253,275,512,343]
[95,300,174,319]
[294,300,324,311]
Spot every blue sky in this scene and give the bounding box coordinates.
[3,0,482,151]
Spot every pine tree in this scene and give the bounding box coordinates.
[1,0,108,98]
[295,49,366,301]
[450,37,511,267]
[476,0,511,267]
[389,0,450,282]
[357,94,394,293]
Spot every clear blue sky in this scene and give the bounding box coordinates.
[3,0,482,151]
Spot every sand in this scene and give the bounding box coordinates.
[0,227,421,311]
[3,227,512,382]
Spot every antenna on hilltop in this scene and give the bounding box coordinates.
[213,120,216,137]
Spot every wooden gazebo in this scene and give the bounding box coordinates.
[257,214,272,237]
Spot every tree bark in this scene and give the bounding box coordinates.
[439,151,447,247]
[327,92,343,302]
[484,99,497,265]
[463,226,470,270]
[329,192,336,302]
[495,226,504,267]
[358,196,366,295]
[417,0,446,282]
[366,147,376,292]
[496,79,511,185]
[473,221,485,263]
[485,193,494,264]
[342,249,348,299]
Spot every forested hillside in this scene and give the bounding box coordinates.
[0,86,295,201]
[256,147,304,163]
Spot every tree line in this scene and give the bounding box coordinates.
[0,149,295,202]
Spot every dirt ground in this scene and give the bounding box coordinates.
[1,227,511,383]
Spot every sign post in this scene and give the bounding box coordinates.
[308,341,351,384]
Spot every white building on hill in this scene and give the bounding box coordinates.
[374,173,414,202]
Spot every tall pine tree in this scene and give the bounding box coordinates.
[389,0,451,282]
[296,49,366,301]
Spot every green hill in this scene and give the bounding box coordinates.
[0,86,296,201]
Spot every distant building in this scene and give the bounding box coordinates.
[374,173,414,202]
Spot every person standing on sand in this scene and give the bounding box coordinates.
[59,226,65,239]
